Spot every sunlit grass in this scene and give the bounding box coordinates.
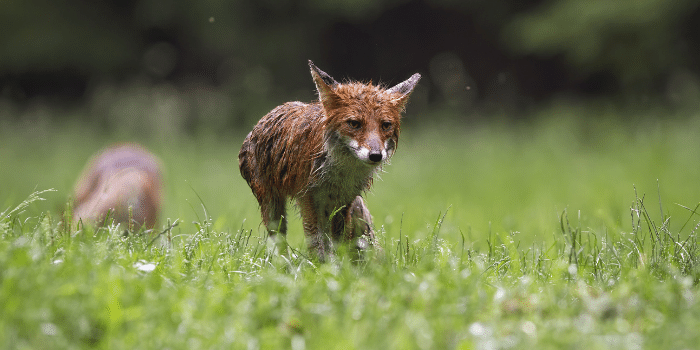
[2,107,700,348]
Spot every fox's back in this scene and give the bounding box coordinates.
[73,143,162,228]
[74,144,161,204]
[239,101,325,200]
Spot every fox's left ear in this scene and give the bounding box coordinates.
[387,73,421,111]
[309,60,339,110]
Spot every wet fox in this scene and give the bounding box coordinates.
[239,60,420,260]
[73,143,163,229]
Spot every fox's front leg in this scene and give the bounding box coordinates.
[328,196,379,261]
[298,193,333,261]
[345,196,378,251]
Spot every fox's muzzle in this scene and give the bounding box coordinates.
[366,134,386,163]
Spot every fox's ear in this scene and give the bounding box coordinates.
[309,60,338,108]
[387,73,421,111]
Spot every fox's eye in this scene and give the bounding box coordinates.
[347,119,361,129]
[381,121,393,131]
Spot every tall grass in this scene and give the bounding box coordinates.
[3,107,700,348]
[2,182,700,349]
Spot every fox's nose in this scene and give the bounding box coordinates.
[368,152,383,163]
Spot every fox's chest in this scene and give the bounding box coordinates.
[311,150,375,207]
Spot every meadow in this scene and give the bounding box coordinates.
[2,105,700,349]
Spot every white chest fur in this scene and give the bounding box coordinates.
[311,134,378,217]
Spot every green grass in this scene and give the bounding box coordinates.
[2,106,700,349]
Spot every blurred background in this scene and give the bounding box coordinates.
[3,0,700,242]
[3,0,700,135]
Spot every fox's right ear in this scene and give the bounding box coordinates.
[387,73,421,111]
[309,60,338,109]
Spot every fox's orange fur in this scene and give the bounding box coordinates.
[239,60,419,259]
[73,143,163,229]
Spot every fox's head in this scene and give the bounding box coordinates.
[309,61,420,167]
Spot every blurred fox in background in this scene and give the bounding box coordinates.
[72,143,163,230]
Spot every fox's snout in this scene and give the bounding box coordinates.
[366,136,384,163]
[347,133,391,165]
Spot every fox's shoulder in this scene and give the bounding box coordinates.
[261,101,324,124]
[277,101,322,114]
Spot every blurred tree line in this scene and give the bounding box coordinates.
[2,0,700,133]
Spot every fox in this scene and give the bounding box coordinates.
[72,143,163,230]
[239,60,420,260]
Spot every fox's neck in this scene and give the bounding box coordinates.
[311,130,378,204]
